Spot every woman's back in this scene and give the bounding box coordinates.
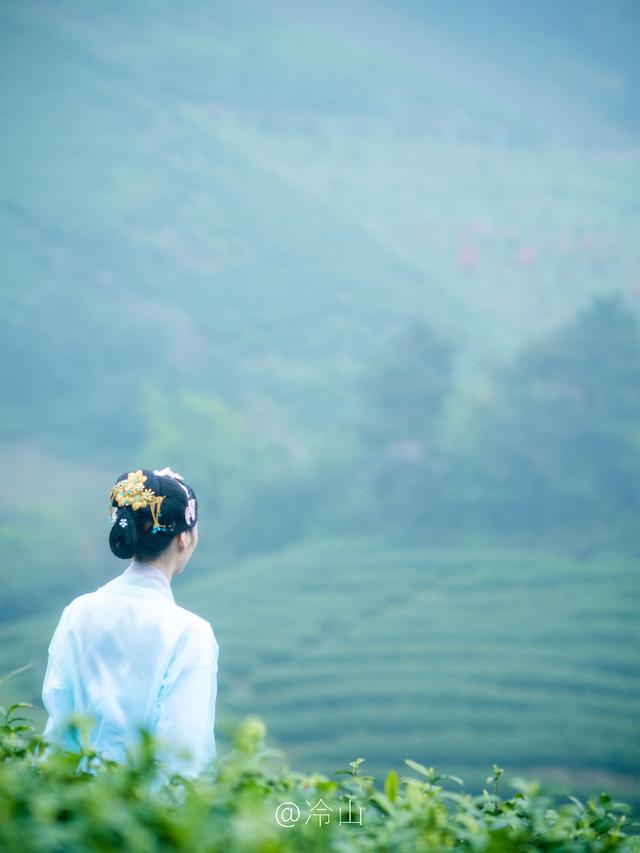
[41,469,218,780]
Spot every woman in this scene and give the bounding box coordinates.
[41,467,219,780]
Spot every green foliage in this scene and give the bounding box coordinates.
[342,292,640,549]
[358,318,455,449]
[349,318,456,534]
[0,704,638,852]
[461,293,640,545]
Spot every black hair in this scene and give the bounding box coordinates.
[108,469,198,561]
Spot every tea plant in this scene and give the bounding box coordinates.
[0,701,637,852]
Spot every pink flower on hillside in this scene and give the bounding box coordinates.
[516,244,538,266]
[457,244,478,270]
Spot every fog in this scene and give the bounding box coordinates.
[1,0,639,804]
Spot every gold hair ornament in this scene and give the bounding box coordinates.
[108,470,167,532]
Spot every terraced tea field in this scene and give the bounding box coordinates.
[2,538,638,805]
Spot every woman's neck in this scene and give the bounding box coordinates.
[132,556,176,585]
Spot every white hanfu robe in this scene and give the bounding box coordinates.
[41,560,219,780]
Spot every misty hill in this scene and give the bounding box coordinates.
[2,0,639,460]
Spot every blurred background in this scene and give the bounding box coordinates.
[1,0,639,806]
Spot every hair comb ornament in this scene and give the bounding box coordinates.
[152,467,196,529]
[108,470,167,532]
[173,479,197,527]
[153,467,184,480]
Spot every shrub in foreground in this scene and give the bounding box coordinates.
[0,701,638,852]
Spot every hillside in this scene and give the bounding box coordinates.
[1,0,639,456]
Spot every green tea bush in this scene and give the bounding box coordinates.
[0,701,637,852]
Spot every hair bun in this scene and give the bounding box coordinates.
[107,467,198,561]
[109,506,138,559]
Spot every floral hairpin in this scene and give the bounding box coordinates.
[108,470,166,532]
[185,497,197,526]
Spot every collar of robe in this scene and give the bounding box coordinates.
[121,560,175,602]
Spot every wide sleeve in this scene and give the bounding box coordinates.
[42,605,75,747]
[153,620,219,780]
